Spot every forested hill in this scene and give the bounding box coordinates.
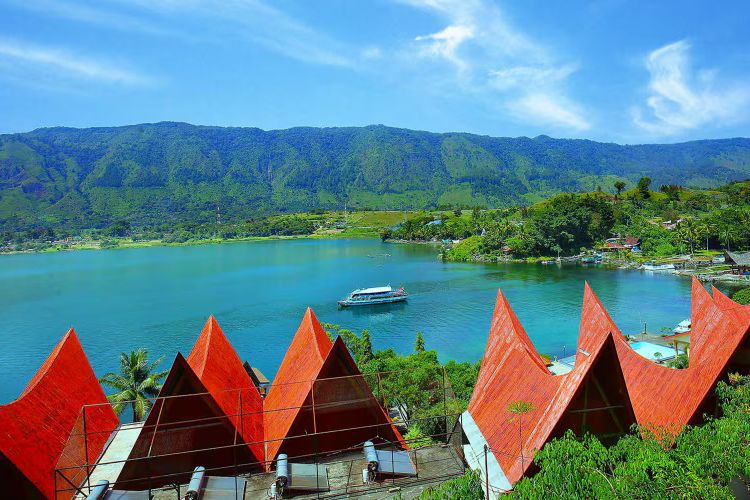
[1,121,750,231]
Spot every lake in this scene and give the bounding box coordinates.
[0,239,698,403]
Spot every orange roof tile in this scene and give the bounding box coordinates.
[263,308,333,462]
[0,329,118,499]
[468,286,635,485]
[616,277,750,430]
[263,308,403,464]
[187,315,265,466]
[116,353,261,489]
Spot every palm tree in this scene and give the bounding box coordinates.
[99,349,168,422]
[507,401,535,471]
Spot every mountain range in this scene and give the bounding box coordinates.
[1,121,749,232]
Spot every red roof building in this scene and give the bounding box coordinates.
[0,329,118,500]
[466,287,635,492]
[264,308,404,464]
[187,316,265,467]
[466,277,750,494]
[616,278,750,430]
[115,354,261,490]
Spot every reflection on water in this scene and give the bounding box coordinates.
[0,239,693,403]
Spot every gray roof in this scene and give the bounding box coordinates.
[726,251,750,266]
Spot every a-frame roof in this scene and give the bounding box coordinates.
[616,277,750,430]
[264,308,334,462]
[263,308,404,463]
[116,353,260,489]
[187,316,264,465]
[0,329,118,499]
[312,336,406,444]
[468,285,634,485]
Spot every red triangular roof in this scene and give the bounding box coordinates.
[263,309,403,463]
[616,277,750,430]
[0,329,118,499]
[468,287,635,484]
[116,353,261,490]
[711,285,750,324]
[264,308,333,462]
[187,316,264,466]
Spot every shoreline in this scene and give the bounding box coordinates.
[390,238,750,287]
[6,233,750,288]
[0,231,380,256]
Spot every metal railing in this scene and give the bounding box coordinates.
[54,366,468,499]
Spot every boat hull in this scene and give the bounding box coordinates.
[337,295,408,307]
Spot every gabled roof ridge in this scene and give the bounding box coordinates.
[20,328,79,398]
[188,315,246,379]
[304,307,334,360]
[711,286,750,322]
[491,290,550,373]
[689,277,723,359]
[577,282,622,352]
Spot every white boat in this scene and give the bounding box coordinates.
[673,319,691,334]
[641,262,675,271]
[337,286,408,307]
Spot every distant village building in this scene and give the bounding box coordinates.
[602,236,640,252]
[725,251,750,275]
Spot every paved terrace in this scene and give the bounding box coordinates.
[147,445,465,499]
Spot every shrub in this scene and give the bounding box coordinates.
[418,470,484,499]
[732,287,750,305]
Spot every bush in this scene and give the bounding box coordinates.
[418,470,484,499]
[732,287,750,305]
[445,236,483,261]
[403,424,433,449]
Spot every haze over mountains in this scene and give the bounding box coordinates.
[1,122,749,232]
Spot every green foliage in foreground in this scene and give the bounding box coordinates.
[512,374,750,499]
[732,286,750,305]
[417,470,484,500]
[322,324,479,442]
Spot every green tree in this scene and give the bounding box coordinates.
[613,181,626,198]
[99,349,168,422]
[415,331,426,353]
[360,329,374,363]
[637,177,652,198]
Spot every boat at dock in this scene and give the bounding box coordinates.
[581,254,603,264]
[641,262,676,271]
[673,319,691,334]
[337,286,408,307]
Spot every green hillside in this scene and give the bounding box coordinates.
[1,121,750,232]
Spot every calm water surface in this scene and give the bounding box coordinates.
[0,239,699,403]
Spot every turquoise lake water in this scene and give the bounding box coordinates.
[0,239,701,403]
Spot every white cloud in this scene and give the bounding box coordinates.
[633,40,750,134]
[0,38,151,85]
[489,64,578,92]
[113,0,355,67]
[509,93,590,130]
[400,0,589,133]
[414,24,474,69]
[12,0,355,68]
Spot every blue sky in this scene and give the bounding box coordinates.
[0,0,748,143]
